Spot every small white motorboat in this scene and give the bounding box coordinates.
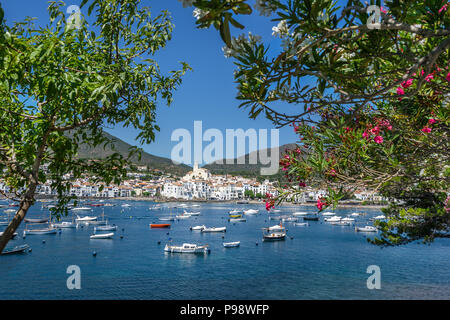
[164,243,210,254]
[355,226,377,232]
[183,211,200,216]
[331,221,351,226]
[341,217,355,222]
[282,217,298,222]
[229,217,247,222]
[202,226,227,233]
[373,215,386,220]
[90,232,115,239]
[71,207,92,211]
[159,217,175,221]
[321,212,336,216]
[223,241,240,248]
[293,222,309,227]
[351,212,362,217]
[3,209,16,214]
[292,212,308,216]
[228,209,242,214]
[75,215,97,222]
[23,227,57,235]
[267,224,284,231]
[190,225,206,231]
[52,221,76,228]
[94,225,118,232]
[121,204,131,208]
[243,209,259,215]
[176,214,190,220]
[324,216,342,222]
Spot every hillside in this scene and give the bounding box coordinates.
[74,131,192,176]
[203,143,301,178]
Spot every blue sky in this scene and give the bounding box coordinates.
[2,0,300,165]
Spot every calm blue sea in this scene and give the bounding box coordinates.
[1,200,449,300]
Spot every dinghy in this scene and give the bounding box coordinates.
[90,232,114,239]
[164,243,210,254]
[190,225,206,231]
[150,224,170,229]
[355,226,377,232]
[202,226,227,233]
[229,217,246,222]
[95,225,118,231]
[243,209,259,215]
[1,244,30,255]
[223,241,240,248]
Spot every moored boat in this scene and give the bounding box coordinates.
[223,241,240,248]
[90,232,115,239]
[355,226,377,232]
[243,209,259,215]
[150,224,171,229]
[95,225,118,231]
[228,217,246,222]
[164,243,210,254]
[202,226,227,233]
[190,225,206,231]
[303,214,319,221]
[1,244,30,255]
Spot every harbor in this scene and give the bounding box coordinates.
[1,200,449,299]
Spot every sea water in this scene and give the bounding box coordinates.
[1,200,449,299]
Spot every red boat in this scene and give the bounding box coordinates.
[150,224,171,229]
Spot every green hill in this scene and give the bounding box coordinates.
[74,131,191,176]
[203,143,300,178]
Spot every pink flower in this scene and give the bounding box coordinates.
[438,4,448,14]
[374,136,383,144]
[316,198,327,211]
[425,74,434,82]
[401,79,413,88]
[362,131,370,139]
[422,127,432,133]
[299,182,306,187]
[397,87,405,95]
[380,6,387,13]
[446,73,450,81]
[428,118,437,124]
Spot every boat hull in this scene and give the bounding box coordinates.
[150,224,171,228]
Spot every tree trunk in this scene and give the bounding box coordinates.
[0,184,36,254]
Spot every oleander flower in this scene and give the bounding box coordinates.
[374,136,383,144]
[422,127,432,133]
[428,118,437,124]
[397,87,405,95]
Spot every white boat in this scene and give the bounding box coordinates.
[272,209,281,213]
[4,209,16,214]
[1,244,30,255]
[121,204,131,208]
[262,224,286,241]
[331,221,351,226]
[94,225,118,232]
[164,243,210,254]
[243,209,259,215]
[159,217,175,221]
[24,227,57,235]
[282,217,298,222]
[322,212,336,216]
[355,226,377,232]
[0,231,18,238]
[90,232,115,239]
[293,222,309,227]
[176,214,190,220]
[190,225,206,231]
[341,217,355,222]
[52,221,76,228]
[202,226,227,233]
[229,217,246,222]
[373,215,386,220]
[71,207,92,211]
[324,216,342,222]
[75,215,97,222]
[228,209,242,214]
[183,210,200,216]
[268,224,284,231]
[350,212,362,217]
[223,241,240,248]
[292,212,308,216]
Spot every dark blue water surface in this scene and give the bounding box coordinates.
[1,200,449,300]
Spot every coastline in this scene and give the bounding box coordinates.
[31,195,387,209]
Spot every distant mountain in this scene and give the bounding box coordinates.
[203,143,300,177]
[74,131,191,176]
